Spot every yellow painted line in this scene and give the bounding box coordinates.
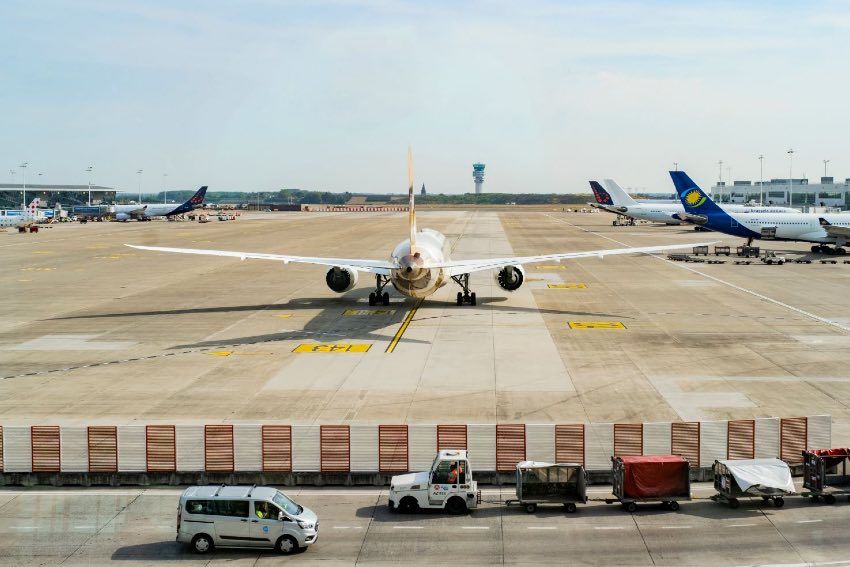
[568,321,626,330]
[344,309,397,316]
[386,299,423,353]
[208,350,275,357]
[18,279,31,282]
[293,343,372,353]
[273,314,293,318]
[20,267,56,272]
[547,283,587,289]
[536,265,565,270]
[32,250,52,254]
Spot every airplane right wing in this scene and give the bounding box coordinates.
[125,244,396,275]
[820,218,850,238]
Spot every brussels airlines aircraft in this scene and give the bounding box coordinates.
[673,170,850,255]
[0,198,45,231]
[113,186,208,220]
[127,151,712,306]
[589,179,796,225]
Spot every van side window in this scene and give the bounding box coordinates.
[186,500,214,515]
[215,500,249,518]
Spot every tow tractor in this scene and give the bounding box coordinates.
[388,450,480,515]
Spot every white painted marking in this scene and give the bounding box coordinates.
[796,519,823,524]
[393,526,423,530]
[661,525,691,529]
[461,526,490,530]
[726,523,757,528]
[9,526,38,530]
[10,334,137,351]
[527,526,557,530]
[593,526,625,530]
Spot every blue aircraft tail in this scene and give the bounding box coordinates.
[670,171,726,216]
[589,181,614,205]
[169,186,208,215]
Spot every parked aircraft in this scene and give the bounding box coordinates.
[672,171,850,254]
[589,180,797,225]
[127,152,712,306]
[0,198,46,232]
[113,186,208,220]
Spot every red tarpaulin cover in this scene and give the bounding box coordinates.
[619,456,689,499]
[808,448,850,468]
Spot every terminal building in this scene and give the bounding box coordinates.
[710,177,850,209]
[0,183,117,209]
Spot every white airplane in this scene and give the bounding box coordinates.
[112,186,207,221]
[127,151,713,306]
[673,171,850,255]
[589,179,797,225]
[0,198,46,232]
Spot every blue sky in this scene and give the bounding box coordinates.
[2,0,850,194]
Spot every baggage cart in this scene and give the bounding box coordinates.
[736,245,760,258]
[802,448,850,504]
[692,245,709,256]
[606,456,690,512]
[714,245,731,256]
[505,462,587,513]
[711,459,795,509]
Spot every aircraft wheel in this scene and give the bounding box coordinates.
[837,248,847,256]
[470,293,477,306]
[368,293,376,306]
[812,245,821,253]
[456,292,463,306]
[382,292,390,306]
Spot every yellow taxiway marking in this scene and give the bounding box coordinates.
[547,283,587,289]
[344,309,397,316]
[208,351,275,357]
[273,314,293,318]
[32,250,52,254]
[536,265,566,270]
[20,267,56,272]
[85,245,109,250]
[294,343,372,353]
[386,299,423,353]
[18,279,31,282]
[568,321,626,330]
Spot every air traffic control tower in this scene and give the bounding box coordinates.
[472,163,485,194]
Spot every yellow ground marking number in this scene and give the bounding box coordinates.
[536,265,566,270]
[547,283,587,289]
[568,321,626,330]
[344,309,396,316]
[293,343,372,353]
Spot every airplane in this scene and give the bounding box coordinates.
[0,198,46,232]
[112,186,208,221]
[126,151,714,306]
[589,179,797,225]
[672,170,850,255]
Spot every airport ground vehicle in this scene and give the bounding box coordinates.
[607,455,690,512]
[761,251,786,265]
[388,450,480,514]
[803,449,850,504]
[712,459,795,508]
[505,461,587,513]
[177,485,318,555]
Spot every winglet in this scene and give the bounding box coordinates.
[408,147,417,252]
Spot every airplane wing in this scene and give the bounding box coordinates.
[125,244,395,274]
[425,241,717,277]
[819,218,850,238]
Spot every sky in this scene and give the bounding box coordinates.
[2,0,850,194]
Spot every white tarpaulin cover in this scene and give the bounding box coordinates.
[718,458,795,495]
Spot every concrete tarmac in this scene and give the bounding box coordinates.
[0,485,849,566]
[2,210,850,441]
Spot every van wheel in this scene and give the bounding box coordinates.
[399,496,419,514]
[446,496,467,515]
[191,534,214,554]
[276,535,299,555]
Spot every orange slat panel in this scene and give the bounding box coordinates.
[671,422,700,467]
[614,423,643,456]
[437,425,467,451]
[496,424,525,472]
[31,426,60,473]
[321,425,350,472]
[781,417,807,465]
[87,426,118,473]
[262,425,292,472]
[727,420,755,460]
[204,425,234,472]
[379,425,408,473]
[146,425,176,472]
[555,424,585,465]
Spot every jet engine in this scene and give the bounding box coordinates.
[115,213,130,221]
[495,265,525,291]
[325,267,359,293]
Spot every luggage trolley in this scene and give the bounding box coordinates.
[605,456,691,512]
[505,461,587,513]
[802,448,850,504]
[712,459,795,509]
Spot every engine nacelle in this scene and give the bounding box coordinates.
[495,265,525,291]
[115,213,130,221]
[325,267,359,293]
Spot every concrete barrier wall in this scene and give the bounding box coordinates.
[0,416,831,483]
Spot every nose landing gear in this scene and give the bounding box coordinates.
[451,274,477,306]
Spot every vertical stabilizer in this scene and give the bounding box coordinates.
[408,147,417,252]
[602,179,639,206]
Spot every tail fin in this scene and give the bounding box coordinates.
[602,179,639,206]
[407,147,417,252]
[28,198,40,215]
[186,186,208,207]
[589,181,614,205]
[670,171,725,216]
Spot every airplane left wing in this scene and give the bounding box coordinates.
[125,245,395,274]
[426,241,718,277]
[819,218,850,238]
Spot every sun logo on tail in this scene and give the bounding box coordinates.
[682,188,706,208]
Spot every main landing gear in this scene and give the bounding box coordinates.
[811,245,847,255]
[369,274,391,306]
[451,273,476,306]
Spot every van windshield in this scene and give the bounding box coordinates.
[272,492,302,516]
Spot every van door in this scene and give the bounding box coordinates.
[250,501,285,547]
[428,459,460,506]
[211,500,251,544]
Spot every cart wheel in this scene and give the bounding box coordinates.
[626,502,637,513]
[668,501,680,512]
[774,497,785,508]
[824,494,836,505]
[810,494,820,503]
[565,503,577,513]
[729,498,740,509]
[524,503,537,514]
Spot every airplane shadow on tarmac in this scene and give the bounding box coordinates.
[49,295,630,351]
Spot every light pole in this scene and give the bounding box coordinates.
[718,160,723,203]
[162,173,168,204]
[726,166,732,202]
[137,169,143,203]
[758,155,764,205]
[86,165,94,206]
[786,149,794,208]
[19,162,28,207]
[823,159,830,178]
[673,162,679,171]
